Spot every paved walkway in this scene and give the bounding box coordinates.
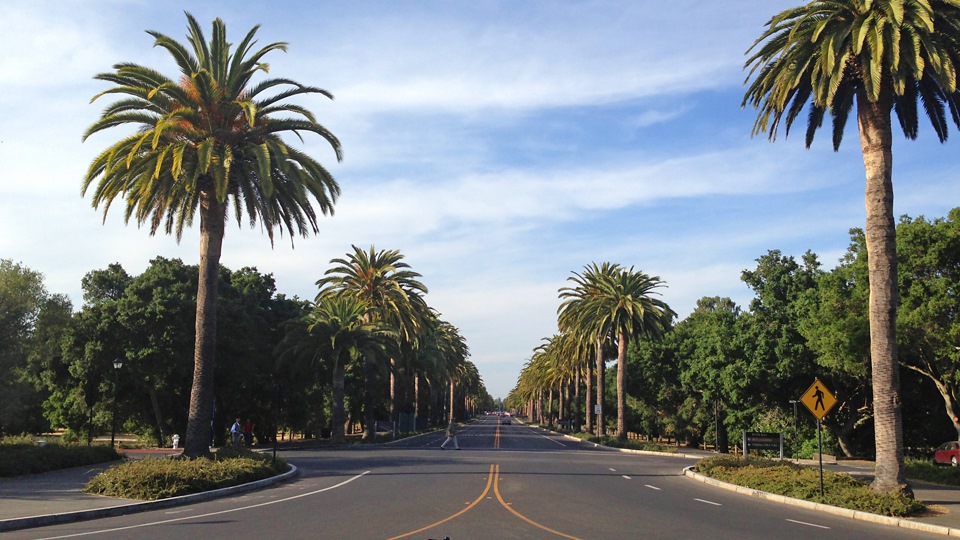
[0,448,299,533]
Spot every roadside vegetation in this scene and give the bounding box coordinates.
[695,456,924,517]
[562,430,679,453]
[905,457,960,487]
[0,435,121,477]
[84,447,289,500]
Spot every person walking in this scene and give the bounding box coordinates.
[440,422,459,450]
[230,417,242,447]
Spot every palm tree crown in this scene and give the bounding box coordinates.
[83,12,342,244]
[743,0,960,149]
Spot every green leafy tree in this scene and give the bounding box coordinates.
[740,251,821,396]
[743,0,960,494]
[799,235,877,456]
[0,260,69,436]
[890,210,960,439]
[82,13,342,457]
[673,297,745,451]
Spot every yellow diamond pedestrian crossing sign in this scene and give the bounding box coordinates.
[800,378,836,420]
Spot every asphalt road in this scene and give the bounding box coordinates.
[6,416,944,539]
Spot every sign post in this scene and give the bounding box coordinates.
[800,378,837,498]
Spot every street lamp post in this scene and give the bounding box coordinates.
[789,399,799,461]
[111,357,123,449]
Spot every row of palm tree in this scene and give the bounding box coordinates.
[510,263,674,442]
[278,245,484,443]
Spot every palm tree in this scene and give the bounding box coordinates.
[591,267,673,441]
[559,263,673,441]
[278,294,393,443]
[743,0,960,494]
[558,262,620,437]
[82,14,341,457]
[317,245,428,441]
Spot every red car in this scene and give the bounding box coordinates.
[934,441,960,466]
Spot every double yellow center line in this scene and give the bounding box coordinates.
[388,464,581,540]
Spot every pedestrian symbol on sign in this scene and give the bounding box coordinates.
[800,378,836,420]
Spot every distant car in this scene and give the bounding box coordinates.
[934,441,960,466]
[502,417,511,425]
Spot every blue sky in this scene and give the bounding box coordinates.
[4,1,960,399]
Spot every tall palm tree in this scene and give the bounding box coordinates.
[743,0,960,494]
[278,294,393,443]
[558,262,620,437]
[82,14,341,457]
[590,267,673,441]
[559,263,673,441]
[317,245,428,441]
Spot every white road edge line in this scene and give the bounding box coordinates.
[694,498,722,506]
[786,519,831,529]
[34,471,372,540]
[536,430,567,447]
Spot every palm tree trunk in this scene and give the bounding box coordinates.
[389,358,396,423]
[363,356,375,443]
[414,370,420,428]
[574,367,581,431]
[547,387,554,426]
[585,360,592,432]
[184,194,224,458]
[595,338,605,438]
[617,332,628,441]
[857,89,909,495]
[447,378,455,424]
[148,385,167,447]
[331,350,346,443]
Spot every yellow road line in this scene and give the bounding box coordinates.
[385,464,495,540]
[387,459,581,540]
[493,465,582,540]
[495,423,501,448]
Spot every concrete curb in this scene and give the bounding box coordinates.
[0,464,299,533]
[682,466,960,537]
[549,428,705,460]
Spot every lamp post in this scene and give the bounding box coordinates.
[111,357,123,449]
[789,399,799,461]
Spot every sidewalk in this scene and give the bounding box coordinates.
[0,448,297,533]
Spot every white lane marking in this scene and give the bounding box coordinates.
[609,468,617,472]
[644,485,661,491]
[622,475,631,480]
[33,471,372,539]
[694,498,722,506]
[786,519,831,529]
[536,430,567,447]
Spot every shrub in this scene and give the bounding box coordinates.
[0,437,122,477]
[695,456,924,517]
[84,449,289,500]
